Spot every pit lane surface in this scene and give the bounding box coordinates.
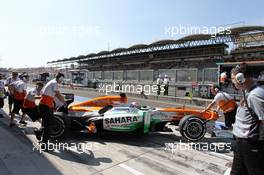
[0,88,233,175]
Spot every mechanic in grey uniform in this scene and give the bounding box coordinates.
[230,63,264,175]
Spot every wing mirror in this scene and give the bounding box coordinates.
[98,105,113,115]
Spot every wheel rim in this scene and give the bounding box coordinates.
[50,119,62,136]
[186,121,203,138]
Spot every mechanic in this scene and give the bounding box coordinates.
[203,84,237,129]
[5,71,19,114]
[258,71,264,81]
[39,73,66,145]
[0,73,6,109]
[220,71,229,87]
[23,82,44,122]
[258,70,264,85]
[156,75,163,95]
[9,74,29,127]
[230,63,264,175]
[220,71,227,83]
[163,75,169,96]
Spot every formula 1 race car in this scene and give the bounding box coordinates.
[49,93,218,141]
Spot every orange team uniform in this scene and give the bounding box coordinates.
[212,91,237,128]
[213,92,237,113]
[39,79,59,108]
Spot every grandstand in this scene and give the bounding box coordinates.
[76,43,228,71]
[0,68,10,78]
[46,26,264,97]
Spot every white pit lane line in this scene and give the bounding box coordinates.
[119,163,144,175]
[224,168,231,175]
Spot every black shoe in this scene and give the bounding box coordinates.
[34,129,43,140]
[220,125,229,130]
[9,123,16,127]
[211,132,216,137]
[19,121,27,125]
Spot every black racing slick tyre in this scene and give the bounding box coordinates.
[50,115,66,139]
[179,115,206,142]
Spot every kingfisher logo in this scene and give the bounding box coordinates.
[105,116,138,124]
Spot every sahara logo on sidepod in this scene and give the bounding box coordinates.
[104,116,139,125]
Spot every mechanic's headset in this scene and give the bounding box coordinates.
[214,87,219,92]
[57,73,64,82]
[235,65,246,84]
[21,75,29,81]
[58,76,64,82]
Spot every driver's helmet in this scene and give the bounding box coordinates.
[130,101,140,108]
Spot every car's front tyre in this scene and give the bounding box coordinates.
[178,115,206,141]
[50,115,66,139]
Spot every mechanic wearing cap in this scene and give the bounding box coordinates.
[5,71,19,114]
[203,84,237,129]
[9,74,29,127]
[23,82,44,122]
[39,73,66,144]
[230,63,264,175]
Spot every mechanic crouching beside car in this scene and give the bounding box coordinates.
[230,63,264,175]
[39,73,66,147]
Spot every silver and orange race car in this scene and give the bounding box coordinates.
[49,93,218,141]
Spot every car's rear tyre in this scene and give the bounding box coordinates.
[50,115,66,139]
[178,115,206,141]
